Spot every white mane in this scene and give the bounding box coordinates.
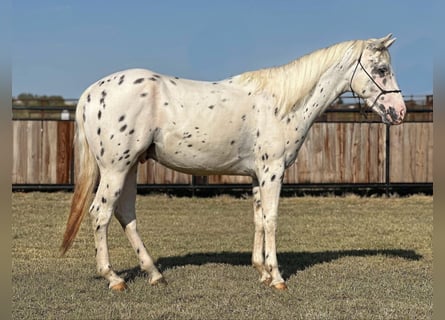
[236,40,366,115]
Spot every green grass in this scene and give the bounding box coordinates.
[12,192,432,319]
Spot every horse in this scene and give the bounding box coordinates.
[61,34,406,291]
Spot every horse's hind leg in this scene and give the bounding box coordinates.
[114,163,165,286]
[89,170,128,291]
[252,182,273,285]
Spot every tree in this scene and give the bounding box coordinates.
[15,93,66,106]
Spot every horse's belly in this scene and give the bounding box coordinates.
[152,137,254,176]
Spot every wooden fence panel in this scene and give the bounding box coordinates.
[12,120,432,186]
[283,123,386,184]
[389,123,433,183]
[12,121,29,184]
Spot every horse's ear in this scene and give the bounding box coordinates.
[382,33,396,48]
[378,33,396,49]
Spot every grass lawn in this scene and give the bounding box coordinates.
[12,192,432,319]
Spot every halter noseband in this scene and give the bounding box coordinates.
[349,54,402,116]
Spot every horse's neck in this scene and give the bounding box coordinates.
[279,57,356,164]
[291,62,352,121]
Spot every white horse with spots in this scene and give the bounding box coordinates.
[62,34,406,291]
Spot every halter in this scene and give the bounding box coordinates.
[349,53,402,118]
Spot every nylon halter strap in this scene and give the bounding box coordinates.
[349,53,402,119]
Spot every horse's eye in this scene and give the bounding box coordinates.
[377,66,388,76]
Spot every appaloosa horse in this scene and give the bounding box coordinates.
[62,34,406,291]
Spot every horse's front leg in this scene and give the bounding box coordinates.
[255,162,287,290]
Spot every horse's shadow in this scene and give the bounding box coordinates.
[117,248,422,283]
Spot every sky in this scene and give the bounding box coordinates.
[12,0,432,99]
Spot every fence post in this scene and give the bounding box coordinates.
[385,124,390,196]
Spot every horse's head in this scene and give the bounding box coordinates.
[350,34,406,125]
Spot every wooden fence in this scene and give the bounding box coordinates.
[12,117,433,188]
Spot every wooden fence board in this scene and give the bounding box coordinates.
[41,121,58,183]
[56,121,74,183]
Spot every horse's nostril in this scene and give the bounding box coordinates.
[400,109,406,119]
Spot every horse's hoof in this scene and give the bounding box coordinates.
[150,276,167,286]
[272,282,288,290]
[110,281,128,291]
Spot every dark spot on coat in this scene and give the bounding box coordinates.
[123,149,130,154]
[120,124,127,132]
[110,134,114,140]
[97,128,101,135]
[129,129,134,135]
[271,175,276,182]
[100,148,104,157]
[149,77,157,81]
[230,140,235,145]
[118,75,125,85]
[170,79,177,85]
[208,105,214,109]
[87,94,91,102]
[101,197,107,203]
[274,107,278,116]
[241,115,246,121]
[133,78,144,84]
[164,102,169,106]
[97,110,102,120]
[118,115,125,122]
[140,93,148,97]
[100,90,106,102]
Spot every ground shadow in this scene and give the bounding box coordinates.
[117,248,422,283]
